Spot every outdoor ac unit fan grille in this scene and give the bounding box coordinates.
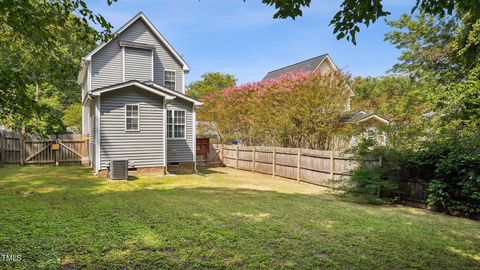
[109,160,128,180]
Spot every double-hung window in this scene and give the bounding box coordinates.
[167,110,185,139]
[164,70,176,90]
[125,104,140,131]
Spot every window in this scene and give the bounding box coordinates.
[167,110,185,139]
[125,104,139,131]
[164,70,176,90]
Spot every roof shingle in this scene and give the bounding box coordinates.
[262,54,328,81]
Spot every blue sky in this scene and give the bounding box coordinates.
[85,0,412,85]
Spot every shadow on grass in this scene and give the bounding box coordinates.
[0,166,479,269]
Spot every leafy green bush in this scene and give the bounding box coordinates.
[348,135,480,215]
[346,139,398,203]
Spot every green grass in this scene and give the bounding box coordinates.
[0,166,479,269]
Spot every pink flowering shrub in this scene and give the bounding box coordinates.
[199,70,354,149]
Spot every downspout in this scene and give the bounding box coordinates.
[193,104,197,173]
[163,99,170,175]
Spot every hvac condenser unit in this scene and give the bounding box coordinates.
[109,160,128,180]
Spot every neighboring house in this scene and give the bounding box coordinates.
[263,54,389,147]
[78,12,202,176]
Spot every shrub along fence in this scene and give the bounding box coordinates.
[217,144,356,187]
[0,132,89,166]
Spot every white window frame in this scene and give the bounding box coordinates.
[164,69,176,90]
[125,104,140,132]
[166,109,186,139]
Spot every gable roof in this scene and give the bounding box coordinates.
[83,12,189,71]
[262,54,336,81]
[89,80,175,100]
[340,110,390,125]
[89,80,202,106]
[145,81,203,106]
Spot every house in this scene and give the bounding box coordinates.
[78,12,202,176]
[263,54,389,146]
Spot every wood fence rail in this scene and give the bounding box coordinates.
[0,133,90,166]
[217,144,357,187]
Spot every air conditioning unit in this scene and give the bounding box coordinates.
[109,159,128,180]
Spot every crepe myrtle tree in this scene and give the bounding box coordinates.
[198,70,354,149]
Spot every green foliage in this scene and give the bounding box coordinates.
[0,166,479,269]
[3,83,65,135]
[0,2,102,135]
[347,139,398,203]
[186,72,236,100]
[63,104,83,131]
[351,76,429,148]
[254,0,480,45]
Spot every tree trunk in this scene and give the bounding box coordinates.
[19,127,25,165]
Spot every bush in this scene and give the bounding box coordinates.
[346,139,398,203]
[348,135,480,215]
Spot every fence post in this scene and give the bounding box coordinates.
[235,144,239,170]
[330,150,335,180]
[0,134,4,166]
[272,147,276,178]
[297,148,301,182]
[252,146,256,173]
[220,144,224,165]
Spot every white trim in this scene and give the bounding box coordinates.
[164,69,176,91]
[124,104,141,132]
[122,46,125,82]
[119,40,156,50]
[358,115,390,125]
[90,81,175,100]
[83,12,190,71]
[95,97,101,173]
[88,61,92,92]
[151,50,154,81]
[147,82,203,106]
[166,109,187,140]
[182,72,185,94]
[192,104,197,172]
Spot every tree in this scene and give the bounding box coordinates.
[0,0,114,124]
[63,104,83,132]
[351,76,429,148]
[256,0,480,44]
[199,70,353,149]
[186,72,237,100]
[0,2,106,136]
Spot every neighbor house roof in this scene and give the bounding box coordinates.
[340,110,390,125]
[262,54,336,80]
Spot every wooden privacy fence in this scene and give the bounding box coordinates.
[219,144,356,187]
[0,134,90,166]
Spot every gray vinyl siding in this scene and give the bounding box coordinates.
[89,98,96,170]
[166,99,194,163]
[91,41,123,90]
[125,47,152,82]
[99,86,165,169]
[90,18,184,92]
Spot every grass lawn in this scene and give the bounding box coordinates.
[0,166,479,269]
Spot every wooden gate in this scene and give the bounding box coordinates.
[1,134,89,166]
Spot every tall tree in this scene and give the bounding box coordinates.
[0,5,102,135]
[186,72,237,100]
[0,0,115,123]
